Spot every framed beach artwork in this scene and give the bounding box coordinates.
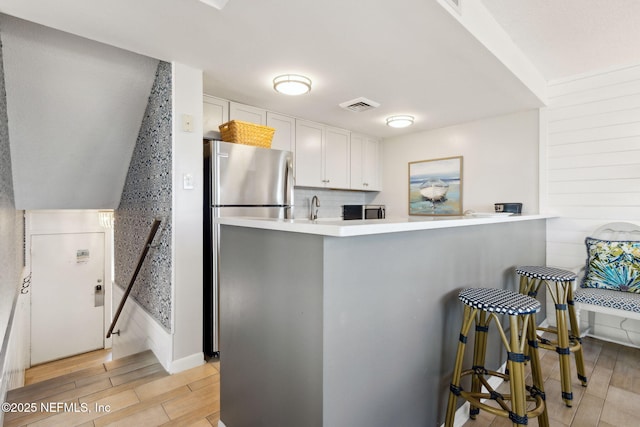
[408,156,463,216]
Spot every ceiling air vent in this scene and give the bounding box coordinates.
[443,0,461,14]
[339,97,380,112]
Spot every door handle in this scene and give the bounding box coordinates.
[95,282,104,307]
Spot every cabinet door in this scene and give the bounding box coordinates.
[266,112,295,153]
[295,120,324,187]
[229,102,267,125]
[363,137,381,191]
[203,95,229,139]
[350,134,365,190]
[324,127,350,189]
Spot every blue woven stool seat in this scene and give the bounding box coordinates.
[458,288,541,315]
[516,266,576,282]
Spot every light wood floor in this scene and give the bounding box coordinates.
[4,349,220,427]
[4,336,639,426]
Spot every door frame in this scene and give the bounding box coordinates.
[25,210,114,366]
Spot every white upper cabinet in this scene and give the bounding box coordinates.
[295,120,324,188]
[295,120,350,189]
[350,134,381,191]
[203,95,229,139]
[324,127,350,189]
[229,101,267,125]
[266,112,295,153]
[205,95,379,191]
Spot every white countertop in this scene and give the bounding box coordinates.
[216,214,553,237]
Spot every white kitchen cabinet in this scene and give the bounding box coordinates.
[229,101,267,125]
[266,112,295,153]
[295,120,350,189]
[203,95,229,139]
[350,134,381,191]
[324,127,350,189]
[295,120,324,187]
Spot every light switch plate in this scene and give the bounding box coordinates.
[183,173,195,190]
[182,114,194,132]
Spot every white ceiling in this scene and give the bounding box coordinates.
[0,1,638,138]
[0,0,546,139]
[481,0,640,81]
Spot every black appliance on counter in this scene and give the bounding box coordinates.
[342,204,386,220]
[494,202,522,214]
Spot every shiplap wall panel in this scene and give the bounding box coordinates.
[548,150,640,169]
[549,178,640,195]
[547,79,640,108]
[549,122,640,145]
[548,163,640,181]
[544,64,640,345]
[549,136,640,157]
[549,108,640,133]
[548,93,640,121]
[545,63,640,267]
[547,65,640,97]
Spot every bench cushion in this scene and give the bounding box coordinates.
[574,288,640,314]
[581,237,640,294]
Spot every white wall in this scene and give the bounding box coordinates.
[542,63,640,346]
[1,15,158,210]
[170,63,205,371]
[377,110,540,217]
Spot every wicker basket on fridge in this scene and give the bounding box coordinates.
[218,120,275,148]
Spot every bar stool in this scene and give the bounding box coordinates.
[516,266,587,407]
[445,288,548,427]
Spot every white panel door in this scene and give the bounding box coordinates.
[31,232,105,365]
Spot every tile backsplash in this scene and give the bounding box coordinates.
[293,188,379,219]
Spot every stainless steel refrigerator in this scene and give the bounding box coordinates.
[203,140,294,356]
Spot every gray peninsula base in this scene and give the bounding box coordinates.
[219,219,546,427]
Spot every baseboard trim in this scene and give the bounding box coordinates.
[218,420,227,427]
[111,286,172,372]
[168,351,205,374]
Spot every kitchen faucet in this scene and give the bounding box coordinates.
[310,195,320,220]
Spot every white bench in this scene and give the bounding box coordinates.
[573,222,640,345]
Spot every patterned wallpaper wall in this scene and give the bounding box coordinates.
[0,35,25,346]
[115,61,172,330]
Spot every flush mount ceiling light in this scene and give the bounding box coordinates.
[273,74,312,96]
[199,0,230,10]
[386,115,414,128]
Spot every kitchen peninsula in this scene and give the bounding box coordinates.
[217,215,549,427]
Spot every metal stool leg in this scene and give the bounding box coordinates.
[567,284,588,387]
[548,281,574,406]
[526,312,549,427]
[446,305,476,427]
[470,310,490,419]
[507,314,528,425]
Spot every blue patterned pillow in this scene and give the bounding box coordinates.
[581,237,640,293]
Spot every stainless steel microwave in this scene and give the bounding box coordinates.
[342,204,386,220]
